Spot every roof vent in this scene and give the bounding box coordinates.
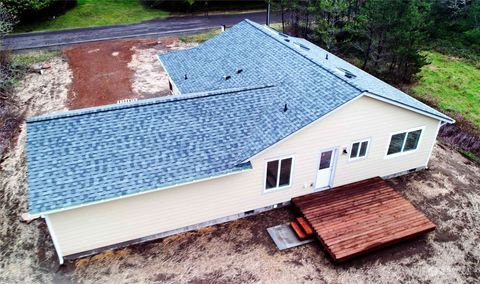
[336,68,356,79]
[283,103,288,112]
[224,75,231,80]
[278,32,289,38]
[117,98,138,104]
[237,69,243,74]
[293,42,310,51]
[325,54,329,60]
[184,74,188,80]
[299,44,310,51]
[284,38,290,42]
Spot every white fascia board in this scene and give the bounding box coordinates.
[43,215,64,265]
[425,120,443,168]
[31,167,252,218]
[364,92,455,124]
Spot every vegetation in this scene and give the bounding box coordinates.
[1,3,16,97]
[272,0,480,84]
[273,0,480,158]
[1,49,60,96]
[413,51,480,127]
[179,28,222,43]
[460,149,480,163]
[2,0,75,22]
[1,2,60,103]
[141,0,265,13]
[13,0,169,33]
[10,0,265,33]
[428,0,480,61]
[13,50,62,66]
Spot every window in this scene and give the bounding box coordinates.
[265,157,293,191]
[387,128,423,156]
[350,139,369,160]
[319,151,332,169]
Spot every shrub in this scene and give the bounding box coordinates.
[2,0,76,22]
[464,28,480,45]
[141,0,265,12]
[0,2,16,36]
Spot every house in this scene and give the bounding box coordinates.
[26,20,453,264]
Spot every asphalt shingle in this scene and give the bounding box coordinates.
[27,19,452,214]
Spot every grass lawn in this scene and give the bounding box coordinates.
[179,29,222,43]
[12,50,62,65]
[14,0,168,33]
[412,51,480,127]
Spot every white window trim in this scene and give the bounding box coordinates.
[349,138,371,161]
[263,155,295,193]
[385,126,425,159]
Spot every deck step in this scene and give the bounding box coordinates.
[296,217,314,237]
[290,221,307,241]
[291,177,436,262]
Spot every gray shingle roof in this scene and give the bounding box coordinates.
[160,19,453,122]
[27,19,452,215]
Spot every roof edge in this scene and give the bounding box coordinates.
[27,84,275,124]
[241,93,365,163]
[30,162,253,217]
[244,20,454,125]
[364,92,455,123]
[243,19,363,93]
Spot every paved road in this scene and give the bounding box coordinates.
[3,12,279,51]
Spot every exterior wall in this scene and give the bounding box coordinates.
[169,78,180,95]
[47,96,440,256]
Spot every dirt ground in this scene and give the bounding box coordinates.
[0,39,479,283]
[0,56,72,283]
[64,38,195,109]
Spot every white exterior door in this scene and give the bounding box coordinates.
[315,149,336,190]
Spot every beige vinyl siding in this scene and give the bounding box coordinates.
[47,96,440,256]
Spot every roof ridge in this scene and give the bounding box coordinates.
[243,19,363,93]
[28,84,275,123]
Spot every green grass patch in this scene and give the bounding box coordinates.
[15,0,168,33]
[179,29,222,43]
[269,23,283,32]
[412,51,480,127]
[1,50,62,95]
[12,50,62,65]
[460,150,480,164]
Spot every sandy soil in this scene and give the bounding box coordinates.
[2,133,479,283]
[128,40,196,98]
[59,143,479,284]
[0,39,478,283]
[0,56,72,283]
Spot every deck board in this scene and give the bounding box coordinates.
[292,177,435,262]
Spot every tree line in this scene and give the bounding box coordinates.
[273,0,479,83]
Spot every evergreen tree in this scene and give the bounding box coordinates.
[313,0,350,51]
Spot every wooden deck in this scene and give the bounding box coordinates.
[291,177,435,262]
